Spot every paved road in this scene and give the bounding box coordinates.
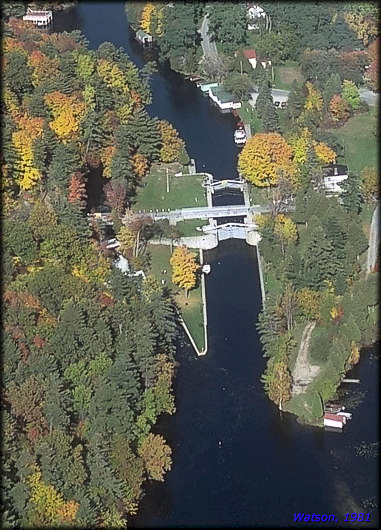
[367,203,379,273]
[359,87,378,106]
[200,14,218,63]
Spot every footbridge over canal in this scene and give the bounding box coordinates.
[88,204,272,225]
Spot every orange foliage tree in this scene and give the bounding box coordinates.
[68,172,87,208]
[329,94,351,123]
[132,152,149,178]
[140,3,155,34]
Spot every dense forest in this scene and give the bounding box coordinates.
[1,17,189,527]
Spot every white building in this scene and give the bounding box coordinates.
[23,8,52,26]
[322,164,348,194]
[249,88,289,107]
[208,86,241,112]
[247,4,267,30]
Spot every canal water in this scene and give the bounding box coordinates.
[55,3,379,526]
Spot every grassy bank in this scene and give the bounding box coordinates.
[148,244,205,352]
[175,219,208,237]
[132,163,207,212]
[329,108,377,175]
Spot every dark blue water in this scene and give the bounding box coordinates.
[55,3,379,527]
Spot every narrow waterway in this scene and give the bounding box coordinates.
[55,3,379,526]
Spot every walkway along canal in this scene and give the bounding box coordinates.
[55,3,379,526]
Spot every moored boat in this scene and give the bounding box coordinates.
[234,122,246,146]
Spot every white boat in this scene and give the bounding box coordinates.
[202,264,211,274]
[234,128,246,146]
[337,411,352,420]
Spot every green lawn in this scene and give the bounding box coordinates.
[248,184,272,207]
[273,61,303,90]
[132,163,207,212]
[175,219,208,237]
[148,244,205,351]
[329,109,378,175]
[238,102,263,135]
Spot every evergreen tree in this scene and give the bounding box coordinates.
[340,173,363,214]
[286,80,305,122]
[255,81,272,119]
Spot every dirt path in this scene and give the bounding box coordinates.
[292,321,320,395]
[367,203,379,274]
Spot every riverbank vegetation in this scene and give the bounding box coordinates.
[1,18,196,527]
[233,1,379,422]
[237,84,379,423]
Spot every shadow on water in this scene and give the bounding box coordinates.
[54,3,379,527]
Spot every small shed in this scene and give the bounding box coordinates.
[135,29,153,47]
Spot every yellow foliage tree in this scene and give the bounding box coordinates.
[97,59,129,94]
[274,214,298,255]
[288,128,311,166]
[100,145,116,178]
[140,3,155,34]
[296,288,320,320]
[44,92,85,142]
[117,225,136,257]
[266,359,292,410]
[159,120,184,163]
[304,81,323,112]
[28,468,78,526]
[138,433,172,481]
[313,141,336,164]
[12,115,44,190]
[170,246,199,297]
[238,133,294,188]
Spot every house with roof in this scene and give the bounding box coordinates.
[243,49,271,71]
[208,86,241,112]
[322,164,348,195]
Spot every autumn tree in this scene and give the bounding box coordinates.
[361,167,379,202]
[262,358,292,410]
[329,94,351,123]
[68,172,87,208]
[103,179,127,217]
[138,433,172,481]
[238,133,294,188]
[140,3,155,34]
[274,214,298,256]
[297,288,321,320]
[170,246,199,297]
[159,121,185,164]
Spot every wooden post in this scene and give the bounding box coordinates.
[166,167,169,193]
